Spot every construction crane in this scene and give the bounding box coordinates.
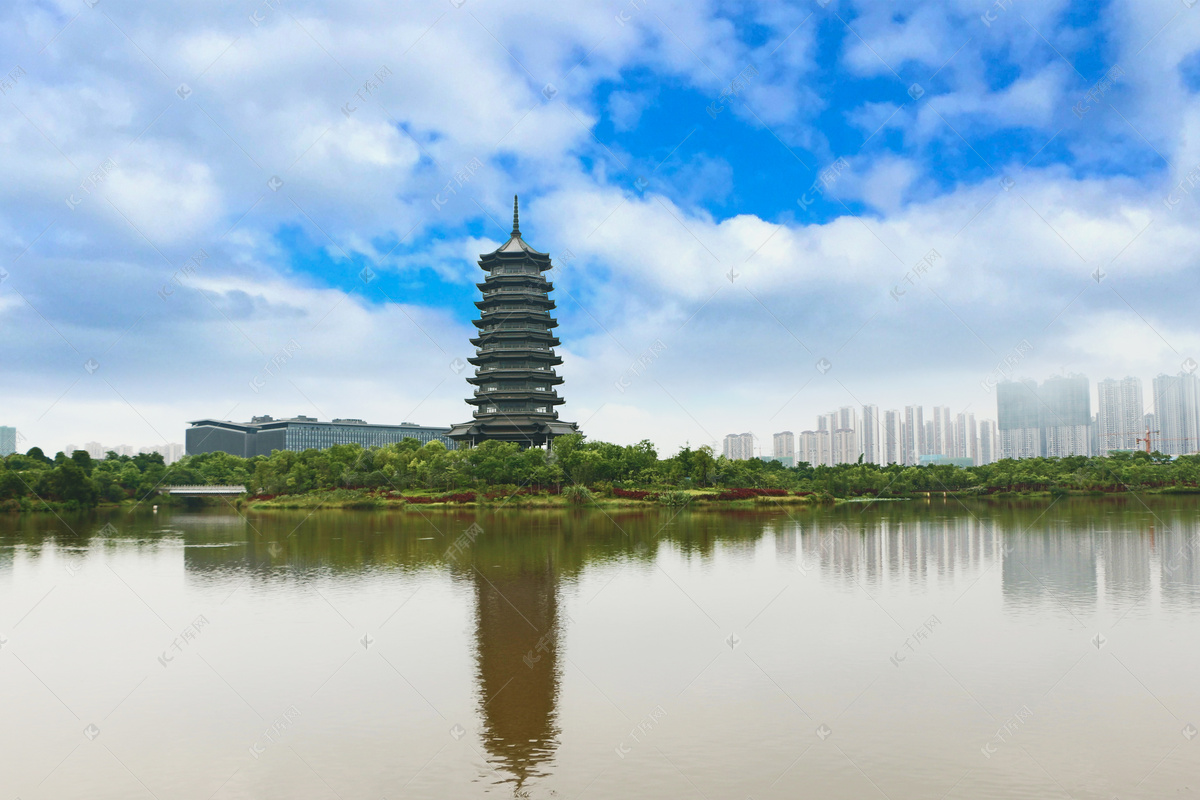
[1105,429,1193,454]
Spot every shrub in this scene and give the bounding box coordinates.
[715,488,761,501]
[562,485,594,504]
[343,497,386,509]
[657,490,691,506]
[711,487,790,501]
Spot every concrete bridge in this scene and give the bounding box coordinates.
[161,485,247,496]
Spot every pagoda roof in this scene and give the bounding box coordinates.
[481,195,549,258]
[494,236,547,256]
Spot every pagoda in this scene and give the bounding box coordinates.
[446,197,579,448]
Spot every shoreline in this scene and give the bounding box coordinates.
[233,485,1200,511]
[5,486,1199,515]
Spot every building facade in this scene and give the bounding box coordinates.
[883,409,902,465]
[773,431,795,461]
[1152,373,1200,455]
[997,380,1043,459]
[447,197,578,448]
[723,432,755,460]
[0,426,16,457]
[978,419,997,464]
[1039,374,1092,457]
[832,428,858,465]
[186,416,454,458]
[1096,377,1144,455]
[931,406,954,457]
[997,376,1092,459]
[798,430,828,468]
[954,411,977,464]
[860,404,882,465]
[903,405,924,466]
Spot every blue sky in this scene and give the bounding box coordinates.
[2,0,1199,454]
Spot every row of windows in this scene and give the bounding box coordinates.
[480,289,549,298]
[481,384,551,392]
[480,307,548,315]
[480,344,550,353]
[482,322,553,331]
[488,267,543,275]
[283,426,453,450]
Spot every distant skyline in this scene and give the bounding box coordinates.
[722,369,1200,465]
[5,366,1197,459]
[3,1,1199,455]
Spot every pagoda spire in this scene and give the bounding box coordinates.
[512,194,520,237]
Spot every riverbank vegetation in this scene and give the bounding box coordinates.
[4,434,1200,511]
[0,448,168,511]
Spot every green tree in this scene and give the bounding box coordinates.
[71,450,95,475]
[46,460,99,505]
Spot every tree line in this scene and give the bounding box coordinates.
[3,434,1199,510]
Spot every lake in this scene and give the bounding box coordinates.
[2,497,1199,799]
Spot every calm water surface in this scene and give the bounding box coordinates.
[2,498,1200,799]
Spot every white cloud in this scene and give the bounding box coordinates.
[608,90,653,132]
[3,0,1200,457]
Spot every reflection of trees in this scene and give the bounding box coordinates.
[175,508,785,580]
[9,500,1200,613]
[9,501,1200,614]
[10,496,1200,776]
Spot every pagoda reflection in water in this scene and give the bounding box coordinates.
[470,551,565,787]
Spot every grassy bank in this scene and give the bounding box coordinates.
[7,484,1198,516]
[242,487,831,511]
[240,484,1200,512]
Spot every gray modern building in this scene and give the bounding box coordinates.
[979,419,997,464]
[773,431,795,461]
[723,432,755,460]
[903,405,924,466]
[1097,377,1144,455]
[186,416,454,458]
[997,376,1092,459]
[883,409,902,465]
[997,380,1042,459]
[0,426,16,457]
[860,405,881,465]
[1152,372,1200,455]
[1039,374,1092,457]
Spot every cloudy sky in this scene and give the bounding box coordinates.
[2,0,1198,456]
